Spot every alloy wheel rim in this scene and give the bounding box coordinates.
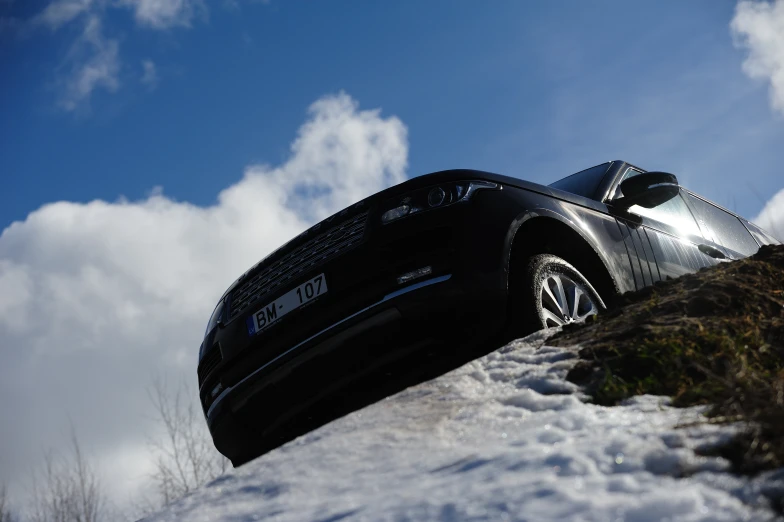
[539,273,598,327]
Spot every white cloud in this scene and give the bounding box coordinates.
[753,187,784,240]
[29,0,207,109]
[32,0,93,30]
[120,0,207,29]
[141,59,158,89]
[0,93,407,511]
[223,0,240,12]
[58,15,120,111]
[731,0,784,115]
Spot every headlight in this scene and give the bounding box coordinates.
[381,180,498,224]
[381,204,411,223]
[204,299,225,337]
[427,187,446,207]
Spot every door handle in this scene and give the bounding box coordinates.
[698,244,727,260]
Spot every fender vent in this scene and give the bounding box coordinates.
[197,346,223,386]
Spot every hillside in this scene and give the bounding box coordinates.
[144,246,784,522]
[558,244,784,488]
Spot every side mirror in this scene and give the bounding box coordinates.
[614,172,679,210]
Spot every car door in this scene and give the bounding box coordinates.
[607,167,725,287]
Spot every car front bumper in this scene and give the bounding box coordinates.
[199,184,516,463]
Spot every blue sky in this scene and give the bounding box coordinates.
[2,0,782,227]
[2,0,784,515]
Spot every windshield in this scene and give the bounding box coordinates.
[549,162,611,200]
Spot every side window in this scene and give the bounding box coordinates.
[743,219,780,246]
[629,192,702,238]
[613,169,701,237]
[685,194,759,257]
[611,168,644,199]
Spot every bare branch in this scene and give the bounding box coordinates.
[145,375,229,507]
[28,431,105,522]
[0,483,17,522]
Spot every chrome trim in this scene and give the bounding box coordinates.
[206,274,452,419]
[383,274,450,300]
[462,180,499,201]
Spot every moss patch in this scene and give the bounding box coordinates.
[553,244,784,476]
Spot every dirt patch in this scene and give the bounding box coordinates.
[552,245,784,483]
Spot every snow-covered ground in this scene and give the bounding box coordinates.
[145,331,784,521]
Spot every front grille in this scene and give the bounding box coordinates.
[198,346,223,386]
[228,211,368,321]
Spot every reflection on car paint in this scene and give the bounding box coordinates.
[648,232,714,281]
[558,201,637,295]
[640,229,662,283]
[631,225,654,287]
[616,220,645,290]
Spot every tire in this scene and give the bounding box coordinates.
[519,254,605,332]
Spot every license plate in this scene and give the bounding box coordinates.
[246,274,328,336]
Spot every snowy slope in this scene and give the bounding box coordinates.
[144,331,783,521]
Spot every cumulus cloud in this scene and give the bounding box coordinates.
[753,187,784,240]
[141,59,158,89]
[58,15,120,111]
[731,0,784,115]
[120,0,207,29]
[0,93,407,509]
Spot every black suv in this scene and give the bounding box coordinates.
[198,160,779,465]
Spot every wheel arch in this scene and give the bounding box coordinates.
[503,209,618,306]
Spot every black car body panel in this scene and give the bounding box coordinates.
[198,160,779,464]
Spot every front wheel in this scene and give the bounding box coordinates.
[520,254,605,331]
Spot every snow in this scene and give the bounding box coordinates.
[144,331,784,521]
